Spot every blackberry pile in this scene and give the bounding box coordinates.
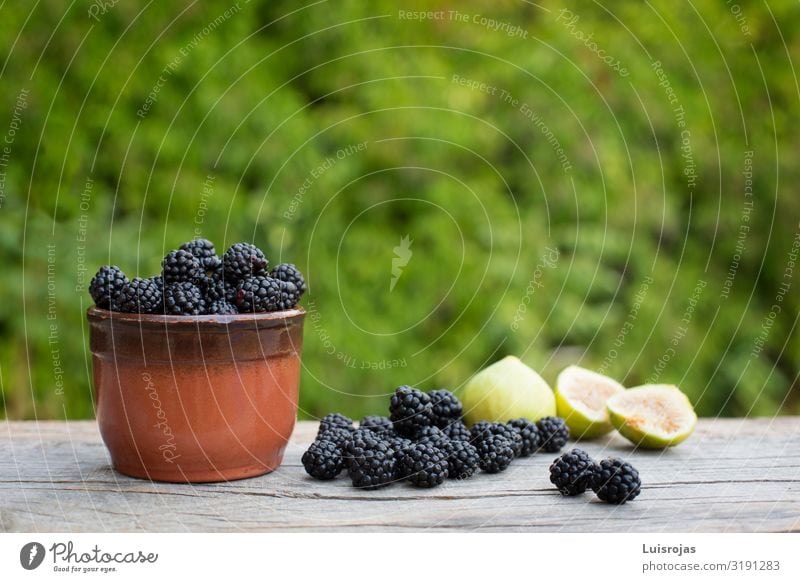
[88,239,306,315]
[548,449,642,504]
[301,386,573,490]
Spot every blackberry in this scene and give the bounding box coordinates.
[180,238,222,274]
[360,415,394,435]
[592,458,641,504]
[549,449,597,496]
[508,418,541,457]
[202,275,236,305]
[389,385,434,438]
[162,249,203,284]
[429,389,463,427]
[222,242,268,283]
[113,277,163,314]
[89,265,128,309]
[537,417,570,453]
[163,281,205,315]
[447,440,480,480]
[319,413,354,432]
[235,276,281,313]
[270,263,306,296]
[316,426,352,448]
[398,441,448,488]
[275,280,301,310]
[301,439,343,480]
[470,422,523,457]
[416,426,454,455]
[441,420,471,442]
[206,300,238,315]
[343,430,397,489]
[474,434,515,474]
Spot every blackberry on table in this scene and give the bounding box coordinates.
[441,420,471,442]
[398,441,448,488]
[416,426,454,455]
[316,426,352,448]
[222,242,268,283]
[470,421,523,457]
[389,385,434,438]
[343,430,397,489]
[180,238,222,274]
[360,416,394,435]
[163,281,205,315]
[474,433,515,474]
[89,265,128,309]
[447,440,480,480]
[429,389,463,428]
[270,263,306,296]
[507,418,540,457]
[235,276,281,313]
[592,458,641,504]
[113,277,163,314]
[301,439,344,480]
[162,249,203,284]
[320,413,354,431]
[549,449,597,496]
[537,417,570,453]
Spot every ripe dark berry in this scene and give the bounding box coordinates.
[180,238,222,274]
[206,300,238,315]
[429,389,463,427]
[316,426,352,448]
[398,441,448,488]
[537,417,570,453]
[474,433,515,474]
[549,449,597,496]
[389,385,434,438]
[270,263,306,296]
[470,421,523,457]
[236,276,281,312]
[222,242,268,283]
[89,265,128,309]
[320,413,354,431]
[507,418,541,457]
[441,420,471,442]
[163,281,205,315]
[416,426,454,455]
[113,277,163,314]
[301,439,344,480]
[275,280,301,310]
[162,249,203,284]
[360,416,394,435]
[447,440,480,480]
[343,430,397,489]
[592,458,642,504]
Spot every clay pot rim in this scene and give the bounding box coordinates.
[87,305,305,329]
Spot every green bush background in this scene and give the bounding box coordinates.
[1,0,797,420]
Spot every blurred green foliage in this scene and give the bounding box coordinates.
[0,1,797,420]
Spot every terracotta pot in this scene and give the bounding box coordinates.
[87,306,304,483]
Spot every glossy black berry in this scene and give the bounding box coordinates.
[537,417,570,453]
[447,440,480,480]
[549,449,597,496]
[89,265,128,309]
[222,243,268,283]
[508,418,541,457]
[441,420,471,442]
[270,263,306,297]
[206,300,238,315]
[163,281,205,315]
[398,441,448,488]
[235,276,281,313]
[360,416,394,435]
[162,249,203,284]
[389,386,434,438]
[301,439,344,480]
[429,389,463,428]
[592,458,641,504]
[113,277,163,314]
[180,238,222,274]
[474,433,514,474]
[343,430,397,489]
[470,421,523,457]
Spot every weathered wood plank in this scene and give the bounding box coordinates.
[1,418,798,532]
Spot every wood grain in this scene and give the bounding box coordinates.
[1,419,798,532]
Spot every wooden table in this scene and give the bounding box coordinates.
[1,418,798,532]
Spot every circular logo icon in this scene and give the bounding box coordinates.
[20,542,45,570]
